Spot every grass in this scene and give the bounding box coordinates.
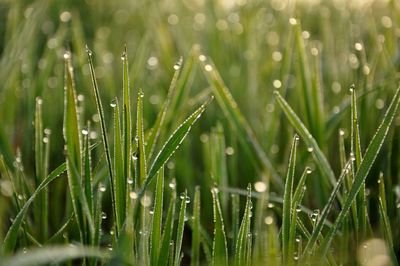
[0,0,400,265]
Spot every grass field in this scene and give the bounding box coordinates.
[0,0,400,265]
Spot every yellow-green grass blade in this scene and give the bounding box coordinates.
[3,163,66,253]
[320,86,400,256]
[282,135,298,265]
[157,189,176,266]
[199,57,282,190]
[211,187,228,266]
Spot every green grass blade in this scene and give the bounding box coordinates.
[190,186,201,266]
[303,159,352,256]
[86,46,116,229]
[151,167,164,266]
[199,57,282,189]
[282,135,298,265]
[320,86,400,256]
[113,98,124,237]
[211,187,228,266]
[83,122,93,218]
[274,90,336,195]
[174,190,187,266]
[157,189,176,266]
[234,184,252,266]
[3,163,66,253]
[146,57,182,160]
[136,89,147,186]
[139,97,213,200]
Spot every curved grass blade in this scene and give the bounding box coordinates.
[150,167,164,265]
[211,187,228,266]
[320,86,400,256]
[174,190,187,266]
[1,245,109,266]
[3,163,66,253]
[282,135,298,265]
[274,90,336,195]
[138,97,213,202]
[234,184,252,266]
[190,186,201,266]
[199,57,282,189]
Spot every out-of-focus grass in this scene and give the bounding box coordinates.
[0,0,400,265]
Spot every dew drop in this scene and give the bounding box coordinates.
[264,216,273,225]
[225,146,234,155]
[204,64,213,72]
[198,54,207,62]
[185,196,191,204]
[180,192,185,200]
[99,184,106,192]
[267,203,274,208]
[101,212,107,219]
[129,191,138,199]
[127,178,133,185]
[307,147,314,152]
[254,181,267,192]
[296,206,302,213]
[306,168,312,174]
[110,100,117,108]
[82,129,89,135]
[149,210,154,215]
[63,51,71,59]
[85,45,93,56]
[121,51,127,61]
[169,181,176,189]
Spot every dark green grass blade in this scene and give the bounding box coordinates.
[150,168,164,265]
[190,186,201,266]
[157,189,176,266]
[174,191,187,266]
[3,163,66,253]
[86,46,116,229]
[274,90,336,194]
[211,187,228,266]
[200,57,282,189]
[282,135,298,265]
[320,86,400,256]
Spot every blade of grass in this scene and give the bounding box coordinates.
[320,85,400,256]
[190,186,201,266]
[211,187,228,266]
[150,167,164,266]
[199,56,282,189]
[282,135,298,265]
[174,190,187,266]
[3,163,66,253]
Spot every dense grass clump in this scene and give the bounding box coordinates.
[0,0,400,265]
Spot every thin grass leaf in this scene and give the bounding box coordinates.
[86,46,116,230]
[274,90,336,195]
[174,190,188,266]
[1,245,109,266]
[136,89,147,186]
[282,135,298,265]
[157,188,176,266]
[190,186,201,266]
[146,57,182,160]
[231,193,240,254]
[3,163,66,253]
[200,57,282,189]
[83,122,93,217]
[211,187,228,266]
[303,159,352,256]
[320,85,400,256]
[234,184,252,266]
[151,168,164,266]
[112,98,124,236]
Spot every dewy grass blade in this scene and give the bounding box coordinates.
[282,135,298,265]
[86,46,116,229]
[121,46,131,228]
[274,90,336,195]
[136,89,147,186]
[3,163,66,253]
[211,187,228,266]
[174,190,188,266]
[112,98,124,237]
[234,184,252,266]
[150,168,164,265]
[320,86,400,256]
[157,188,176,266]
[190,186,201,266]
[199,56,282,190]
[303,159,352,256]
